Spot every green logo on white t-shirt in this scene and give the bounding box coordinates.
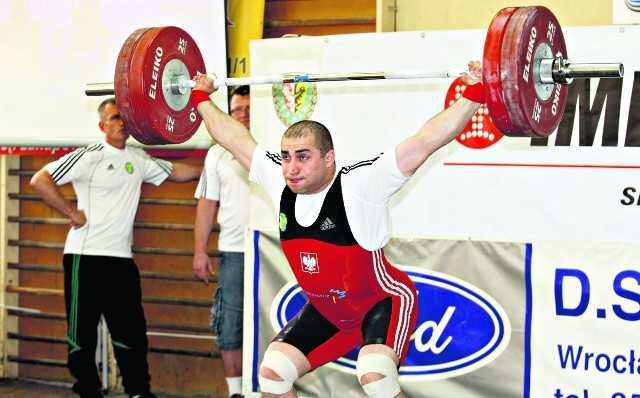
[125,162,134,174]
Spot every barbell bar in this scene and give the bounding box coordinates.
[85,6,624,144]
[85,60,623,97]
[85,70,471,95]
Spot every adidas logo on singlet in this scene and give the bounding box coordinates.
[320,217,336,231]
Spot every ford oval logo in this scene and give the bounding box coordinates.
[269,266,511,380]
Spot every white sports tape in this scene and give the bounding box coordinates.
[356,353,401,398]
[258,350,299,395]
[361,375,401,398]
[356,353,398,379]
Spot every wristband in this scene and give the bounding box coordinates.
[190,89,211,108]
[462,82,485,104]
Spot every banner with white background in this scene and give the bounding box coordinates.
[243,23,640,398]
[248,24,640,244]
[528,240,640,397]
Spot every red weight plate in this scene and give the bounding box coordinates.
[115,28,155,144]
[483,7,519,136]
[500,6,568,138]
[445,77,503,149]
[115,26,206,145]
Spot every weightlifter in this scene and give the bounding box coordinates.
[189,61,484,398]
[30,98,201,398]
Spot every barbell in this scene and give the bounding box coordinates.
[85,6,624,145]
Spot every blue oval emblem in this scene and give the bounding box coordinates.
[270,266,511,380]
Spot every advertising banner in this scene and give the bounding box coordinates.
[243,23,640,398]
[528,240,640,397]
[244,232,640,397]
[248,25,640,243]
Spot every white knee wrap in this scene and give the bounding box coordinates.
[258,350,299,395]
[356,353,401,398]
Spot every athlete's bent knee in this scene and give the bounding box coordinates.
[258,350,299,395]
[356,353,401,398]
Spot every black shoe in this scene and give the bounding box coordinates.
[72,383,104,398]
[230,395,244,398]
[79,393,104,398]
[129,393,158,398]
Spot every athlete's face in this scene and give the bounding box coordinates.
[99,103,129,149]
[281,134,335,195]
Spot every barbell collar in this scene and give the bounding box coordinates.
[539,55,624,85]
[566,63,624,79]
[85,82,115,96]
[553,59,624,84]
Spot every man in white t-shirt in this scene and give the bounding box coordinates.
[30,97,201,398]
[192,86,250,398]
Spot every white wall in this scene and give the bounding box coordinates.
[0,0,228,149]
